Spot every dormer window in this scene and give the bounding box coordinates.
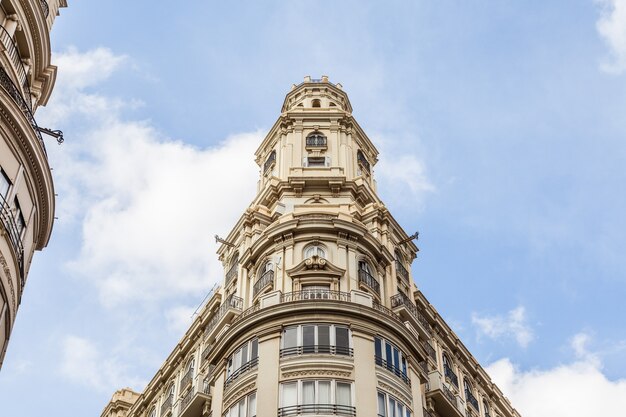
[306,132,327,147]
[303,156,330,168]
[312,99,321,107]
[264,150,276,174]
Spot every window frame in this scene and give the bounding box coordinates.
[281,323,352,357]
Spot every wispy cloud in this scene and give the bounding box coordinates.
[472,306,534,348]
[486,333,626,417]
[596,0,626,73]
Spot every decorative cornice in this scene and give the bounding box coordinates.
[282,369,352,379]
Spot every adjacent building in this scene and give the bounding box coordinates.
[0,0,66,367]
[101,77,522,417]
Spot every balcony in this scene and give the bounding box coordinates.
[0,25,32,110]
[160,394,173,416]
[180,367,193,390]
[426,371,464,417]
[390,293,432,338]
[253,270,274,297]
[465,389,479,413]
[0,66,46,155]
[224,356,258,389]
[178,375,212,417]
[422,340,437,363]
[395,260,409,281]
[225,262,238,286]
[357,269,380,295]
[280,345,353,358]
[0,194,24,285]
[278,404,356,417]
[281,289,350,303]
[203,294,243,341]
[375,355,411,386]
[444,364,459,388]
[306,133,327,148]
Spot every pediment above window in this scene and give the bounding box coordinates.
[287,255,345,280]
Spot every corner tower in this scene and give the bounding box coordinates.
[102,78,522,417]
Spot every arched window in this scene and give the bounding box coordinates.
[358,260,380,295]
[264,150,276,173]
[483,400,491,417]
[442,353,459,387]
[312,99,321,107]
[260,260,273,276]
[306,131,327,147]
[357,150,370,173]
[394,250,409,281]
[167,383,175,398]
[147,407,156,417]
[464,378,479,411]
[187,357,195,374]
[304,244,326,259]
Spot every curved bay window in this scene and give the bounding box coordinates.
[224,391,256,417]
[253,260,274,297]
[357,260,380,295]
[374,336,409,386]
[442,353,458,388]
[281,324,352,357]
[306,132,327,147]
[377,391,412,417]
[225,338,259,388]
[279,380,354,417]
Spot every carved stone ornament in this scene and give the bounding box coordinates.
[305,255,326,270]
[283,369,352,379]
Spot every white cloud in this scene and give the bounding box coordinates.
[486,333,626,417]
[43,48,261,307]
[165,305,197,336]
[472,306,534,348]
[596,0,626,73]
[60,335,145,392]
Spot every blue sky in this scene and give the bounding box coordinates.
[2,1,626,416]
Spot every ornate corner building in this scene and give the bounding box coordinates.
[0,0,66,368]
[101,77,522,417]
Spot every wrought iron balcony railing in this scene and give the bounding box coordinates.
[390,292,432,336]
[281,289,350,303]
[0,25,31,110]
[0,66,46,154]
[395,259,409,281]
[441,382,457,405]
[444,364,459,388]
[253,270,274,297]
[422,340,437,362]
[203,294,243,339]
[423,408,435,417]
[280,345,353,357]
[0,194,24,286]
[179,377,211,413]
[278,404,356,417]
[160,394,173,416]
[306,133,327,147]
[225,262,238,285]
[374,355,411,386]
[465,389,479,411]
[224,356,258,388]
[180,367,193,389]
[39,0,49,17]
[357,268,380,295]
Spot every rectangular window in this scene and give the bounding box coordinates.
[14,198,25,236]
[279,380,353,415]
[378,393,386,417]
[281,324,352,357]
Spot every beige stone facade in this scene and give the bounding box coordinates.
[0,0,66,368]
[101,77,522,417]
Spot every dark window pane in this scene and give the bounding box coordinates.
[375,337,382,365]
[336,327,349,355]
[318,325,330,353]
[303,325,315,353]
[385,342,393,371]
[251,338,258,359]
